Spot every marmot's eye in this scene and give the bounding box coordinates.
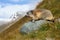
[27,11,30,14]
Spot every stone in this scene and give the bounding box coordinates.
[20,20,46,34]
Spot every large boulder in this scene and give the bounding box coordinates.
[20,20,46,34]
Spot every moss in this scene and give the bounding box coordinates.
[39,24,50,31]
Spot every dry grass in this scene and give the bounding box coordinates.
[0,16,32,40]
[0,0,60,40]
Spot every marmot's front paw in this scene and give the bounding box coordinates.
[30,20,35,23]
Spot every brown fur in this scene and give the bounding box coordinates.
[26,9,54,22]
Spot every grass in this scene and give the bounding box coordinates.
[0,0,60,40]
[26,22,60,40]
[25,0,60,39]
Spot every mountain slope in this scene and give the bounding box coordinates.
[0,16,31,39]
[0,0,60,40]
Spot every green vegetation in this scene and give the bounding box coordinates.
[0,0,60,40]
[26,22,60,40]
[26,0,60,40]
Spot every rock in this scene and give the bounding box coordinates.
[20,20,46,34]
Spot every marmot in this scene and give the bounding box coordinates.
[26,9,54,22]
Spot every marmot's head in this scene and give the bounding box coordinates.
[26,10,34,18]
[26,9,42,20]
